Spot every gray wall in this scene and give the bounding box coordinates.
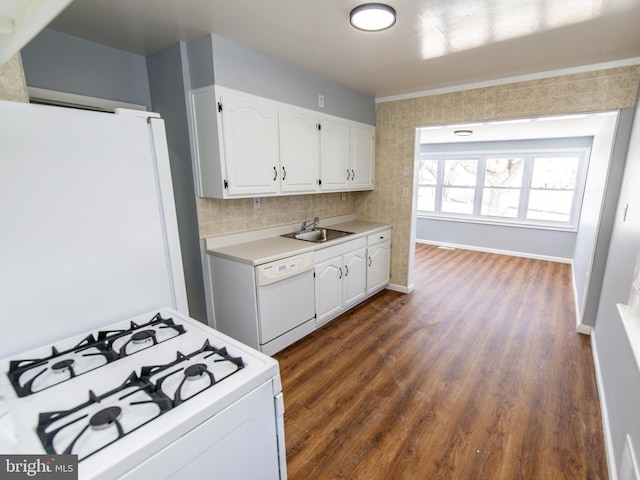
[593,94,640,478]
[187,34,376,125]
[21,29,152,109]
[147,43,207,322]
[416,219,576,259]
[573,110,634,327]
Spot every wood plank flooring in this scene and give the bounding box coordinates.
[274,244,607,479]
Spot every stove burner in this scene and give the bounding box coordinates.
[142,340,245,407]
[184,363,208,381]
[7,335,117,397]
[90,406,122,430]
[100,313,186,358]
[51,359,75,374]
[37,372,172,461]
[131,330,156,344]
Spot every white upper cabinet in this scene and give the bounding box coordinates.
[278,107,320,193]
[351,124,375,190]
[191,87,279,198]
[219,92,280,196]
[319,120,375,192]
[319,117,351,191]
[190,85,374,199]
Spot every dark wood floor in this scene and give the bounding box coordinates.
[274,244,607,480]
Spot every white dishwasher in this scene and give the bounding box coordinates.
[256,252,316,355]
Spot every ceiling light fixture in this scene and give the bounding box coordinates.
[350,3,396,32]
[454,130,473,136]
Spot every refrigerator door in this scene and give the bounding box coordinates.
[0,100,187,357]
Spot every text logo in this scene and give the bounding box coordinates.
[1,455,77,479]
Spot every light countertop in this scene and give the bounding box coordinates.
[206,219,391,266]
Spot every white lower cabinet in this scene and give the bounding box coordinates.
[366,229,391,295]
[314,238,366,326]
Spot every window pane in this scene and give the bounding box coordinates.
[442,187,474,214]
[531,156,579,189]
[481,188,520,218]
[527,190,573,222]
[484,158,524,186]
[417,186,436,212]
[443,159,477,186]
[418,159,438,185]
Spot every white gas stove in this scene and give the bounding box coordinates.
[0,308,287,480]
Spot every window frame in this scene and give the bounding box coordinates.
[416,147,591,231]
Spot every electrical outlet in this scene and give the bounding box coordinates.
[404,166,410,176]
[318,94,324,108]
[341,192,346,201]
[402,187,409,197]
[253,197,261,209]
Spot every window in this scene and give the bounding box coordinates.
[417,147,589,229]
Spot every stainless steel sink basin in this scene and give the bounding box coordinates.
[281,228,353,243]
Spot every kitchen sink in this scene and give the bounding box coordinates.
[281,228,353,243]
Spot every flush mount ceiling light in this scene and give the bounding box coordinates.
[454,130,473,136]
[350,3,396,32]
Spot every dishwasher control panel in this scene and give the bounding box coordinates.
[256,251,314,286]
[276,258,304,274]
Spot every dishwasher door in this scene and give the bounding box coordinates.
[256,252,315,354]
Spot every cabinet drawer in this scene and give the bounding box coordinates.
[315,237,366,263]
[367,229,391,246]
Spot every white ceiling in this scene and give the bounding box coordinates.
[419,112,618,143]
[46,0,640,99]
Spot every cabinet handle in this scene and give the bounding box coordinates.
[346,169,350,181]
[344,265,349,277]
[339,267,343,279]
[368,257,372,267]
[352,169,355,180]
[282,166,287,181]
[273,166,277,181]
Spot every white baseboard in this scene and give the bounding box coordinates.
[591,333,616,480]
[416,239,572,264]
[387,282,413,294]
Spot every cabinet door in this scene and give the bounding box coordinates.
[319,117,350,191]
[279,108,320,193]
[343,248,367,308]
[220,93,280,196]
[315,257,343,325]
[351,125,375,190]
[367,241,391,294]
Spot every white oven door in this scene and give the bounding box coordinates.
[118,379,285,480]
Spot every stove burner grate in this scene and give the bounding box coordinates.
[6,335,118,397]
[6,313,186,397]
[99,313,186,358]
[37,372,172,461]
[141,339,245,406]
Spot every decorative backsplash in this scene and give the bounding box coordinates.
[0,54,29,102]
[197,192,358,239]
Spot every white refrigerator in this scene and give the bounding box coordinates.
[0,100,188,356]
[0,100,287,479]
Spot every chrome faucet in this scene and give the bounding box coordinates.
[300,217,319,232]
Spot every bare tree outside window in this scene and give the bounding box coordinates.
[416,148,588,229]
